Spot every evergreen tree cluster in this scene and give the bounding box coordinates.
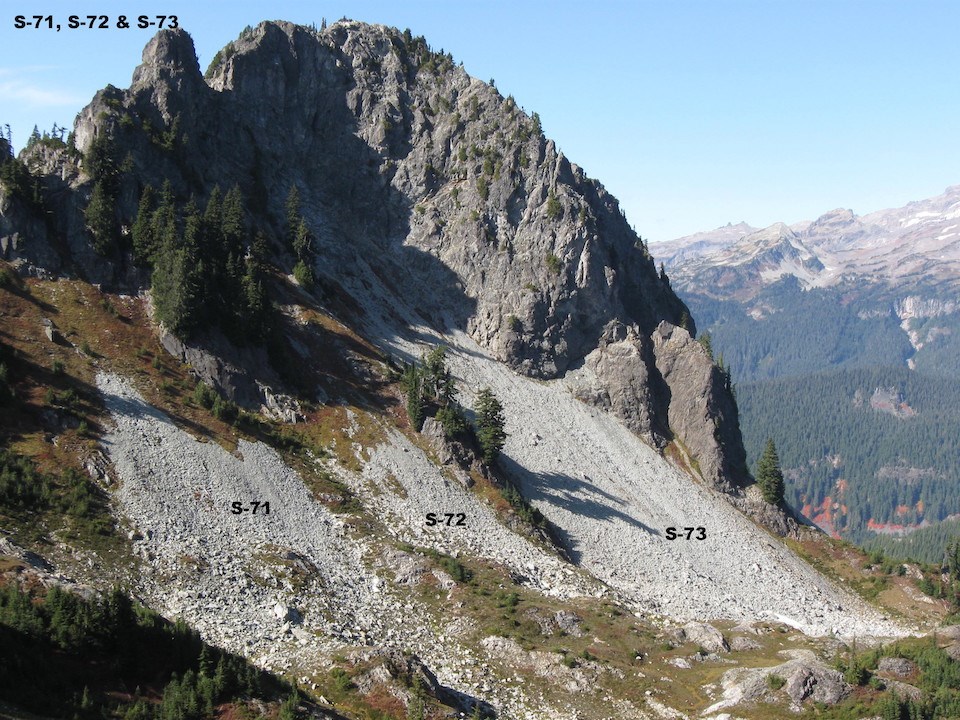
[0,449,111,535]
[863,518,960,566]
[869,641,960,719]
[135,183,271,344]
[400,346,464,435]
[83,132,124,254]
[0,582,288,719]
[399,347,506,464]
[0,125,43,209]
[25,122,68,150]
[285,185,316,289]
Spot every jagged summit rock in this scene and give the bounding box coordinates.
[133,27,203,86]
[661,184,960,299]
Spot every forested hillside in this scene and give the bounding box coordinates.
[687,279,915,382]
[737,366,960,556]
[674,263,960,563]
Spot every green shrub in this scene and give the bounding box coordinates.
[918,577,937,596]
[546,191,561,220]
[293,260,314,290]
[436,404,468,439]
[212,396,238,423]
[545,252,562,275]
[501,481,546,529]
[100,298,119,317]
[193,382,216,410]
[766,673,786,690]
[0,448,54,510]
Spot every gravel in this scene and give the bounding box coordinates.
[99,372,378,652]
[355,425,599,599]
[97,372,589,719]
[96,314,911,719]
[371,328,911,640]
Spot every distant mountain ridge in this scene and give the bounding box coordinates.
[656,185,960,299]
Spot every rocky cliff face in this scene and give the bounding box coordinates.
[4,20,751,491]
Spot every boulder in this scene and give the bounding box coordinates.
[783,663,849,706]
[682,621,730,654]
[729,635,761,652]
[877,657,917,678]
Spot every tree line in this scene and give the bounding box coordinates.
[0,581,294,719]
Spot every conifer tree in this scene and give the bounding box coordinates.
[131,185,156,263]
[756,438,785,505]
[221,185,245,250]
[285,185,301,242]
[475,387,506,464]
[84,180,115,254]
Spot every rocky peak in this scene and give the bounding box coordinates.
[132,28,203,88]
[9,20,756,496]
[803,207,865,250]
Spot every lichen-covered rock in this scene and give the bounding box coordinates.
[729,635,761,651]
[783,663,849,706]
[682,621,730,654]
[877,657,917,678]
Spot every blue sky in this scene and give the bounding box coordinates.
[2,0,958,242]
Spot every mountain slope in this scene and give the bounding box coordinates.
[3,20,753,494]
[1,18,948,720]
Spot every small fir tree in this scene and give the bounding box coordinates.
[474,387,506,464]
[756,438,785,505]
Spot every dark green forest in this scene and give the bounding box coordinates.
[683,279,960,563]
[132,182,272,345]
[0,581,296,719]
[685,278,920,382]
[738,366,960,543]
[862,517,960,567]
